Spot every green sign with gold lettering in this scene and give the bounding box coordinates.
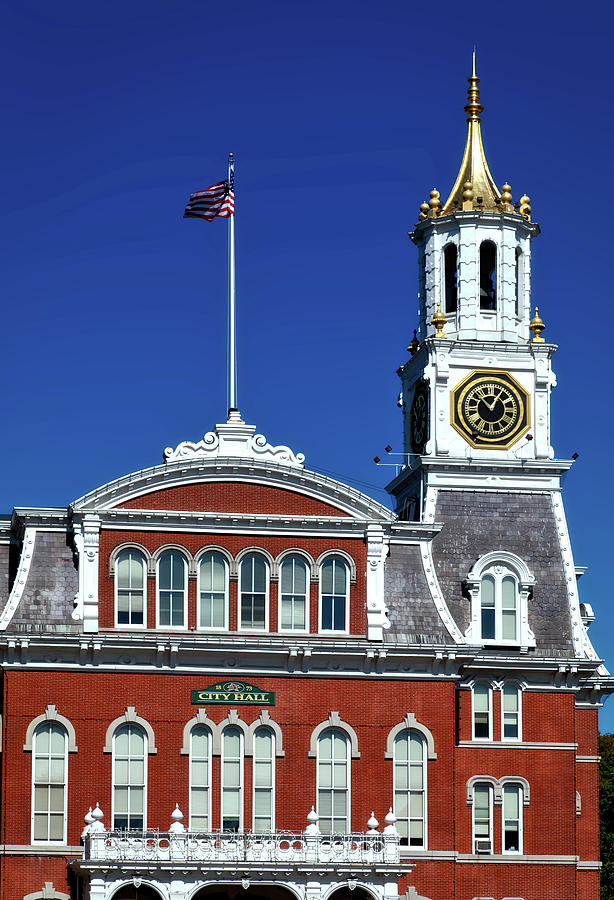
[191,681,275,706]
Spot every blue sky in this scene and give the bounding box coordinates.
[3,1,614,727]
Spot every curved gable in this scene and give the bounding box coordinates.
[116,482,351,517]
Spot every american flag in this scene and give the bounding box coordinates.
[184,170,235,221]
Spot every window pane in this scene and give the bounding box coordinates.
[321,560,334,594]
[474,683,489,711]
[502,576,516,609]
[503,684,518,712]
[504,786,520,818]
[481,607,495,640]
[159,552,171,589]
[254,790,272,816]
[481,575,495,607]
[395,733,408,760]
[502,609,517,640]
[192,727,210,756]
[254,729,273,756]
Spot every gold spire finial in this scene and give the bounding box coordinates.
[432,304,448,339]
[407,329,420,356]
[529,306,545,342]
[439,54,501,215]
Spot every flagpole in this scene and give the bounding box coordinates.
[228,152,237,417]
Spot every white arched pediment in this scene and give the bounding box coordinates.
[245,709,286,757]
[23,884,70,900]
[308,711,360,759]
[23,705,78,753]
[467,550,535,584]
[384,713,437,760]
[103,707,157,754]
[179,709,217,755]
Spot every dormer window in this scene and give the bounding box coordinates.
[479,241,497,310]
[444,243,458,313]
[465,552,535,650]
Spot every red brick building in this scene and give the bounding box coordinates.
[0,64,610,900]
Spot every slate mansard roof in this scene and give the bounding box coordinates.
[0,443,600,664]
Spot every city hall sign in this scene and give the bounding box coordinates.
[191,680,275,705]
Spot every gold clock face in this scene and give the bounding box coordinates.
[451,370,530,449]
[409,383,428,453]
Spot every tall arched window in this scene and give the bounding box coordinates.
[479,241,497,310]
[320,556,349,633]
[279,555,309,631]
[221,726,243,831]
[480,569,518,643]
[113,724,146,829]
[157,550,187,628]
[393,730,427,848]
[472,783,493,852]
[198,552,228,630]
[515,247,523,318]
[239,553,268,630]
[444,243,458,313]
[32,723,68,843]
[189,725,211,831]
[317,728,349,833]
[253,727,275,832]
[116,549,146,627]
[472,683,492,740]
[502,683,521,740]
[502,783,523,853]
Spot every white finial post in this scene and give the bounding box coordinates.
[169,804,186,833]
[305,805,320,835]
[366,812,379,834]
[383,807,398,835]
[81,806,94,840]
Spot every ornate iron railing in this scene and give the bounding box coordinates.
[85,830,400,865]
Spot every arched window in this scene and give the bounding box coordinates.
[239,553,268,630]
[116,549,146,627]
[480,570,518,643]
[479,241,497,310]
[113,724,146,829]
[502,783,523,853]
[444,243,458,314]
[515,247,523,318]
[472,683,492,740]
[502,683,522,740]
[198,552,228,630]
[32,723,67,843]
[320,556,349,633]
[253,727,275,832]
[279,555,309,631]
[393,730,427,848]
[189,725,211,831]
[221,726,243,831]
[472,783,493,853]
[157,550,187,628]
[317,728,349,833]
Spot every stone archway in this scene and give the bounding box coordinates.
[192,885,298,900]
[110,886,164,900]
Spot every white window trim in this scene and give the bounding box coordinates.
[392,729,428,851]
[111,724,148,830]
[238,553,270,633]
[252,726,275,832]
[316,727,351,834]
[501,783,523,855]
[472,682,493,742]
[189,724,212,832]
[196,551,229,631]
[278,554,310,634]
[31,723,68,846]
[156,549,189,631]
[318,555,350,635]
[465,551,535,650]
[501,681,523,742]
[103,707,157,754]
[471,782,493,853]
[114,548,147,630]
[221,726,244,831]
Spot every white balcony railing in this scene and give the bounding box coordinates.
[86,830,401,867]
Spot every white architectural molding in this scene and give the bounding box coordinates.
[384,713,437,760]
[365,524,390,641]
[308,711,360,758]
[108,542,153,576]
[419,539,464,644]
[73,515,101,632]
[245,710,286,757]
[103,707,157,754]
[23,705,78,753]
[551,491,600,660]
[499,776,530,806]
[0,528,36,632]
[314,549,357,583]
[164,420,305,468]
[23,884,70,900]
[179,709,217,756]
[213,709,250,756]
[274,548,317,580]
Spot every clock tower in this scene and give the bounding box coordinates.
[389,57,561,522]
